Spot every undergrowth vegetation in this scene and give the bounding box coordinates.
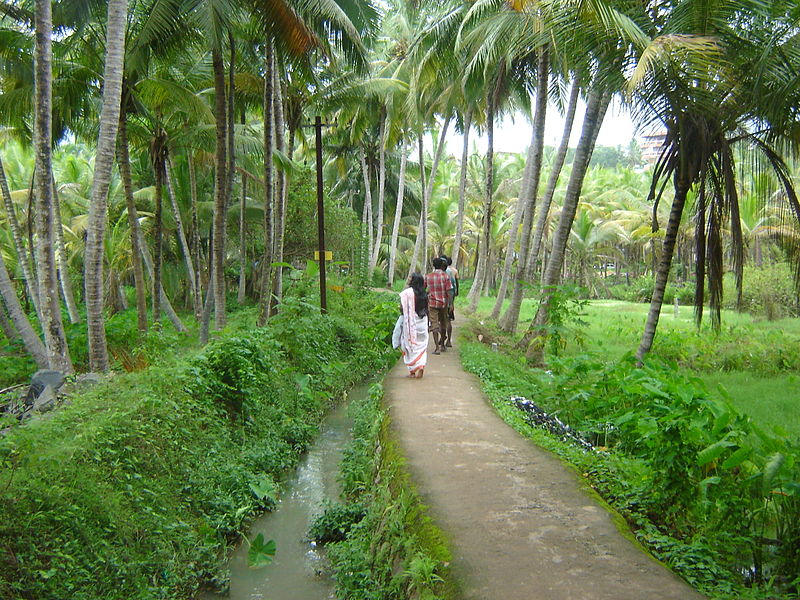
[0,284,397,599]
[460,336,800,600]
[310,384,457,600]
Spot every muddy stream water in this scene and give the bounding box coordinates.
[199,382,369,600]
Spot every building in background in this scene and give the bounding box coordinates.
[639,130,668,164]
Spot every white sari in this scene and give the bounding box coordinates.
[392,287,428,375]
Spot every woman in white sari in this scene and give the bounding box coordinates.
[392,273,429,378]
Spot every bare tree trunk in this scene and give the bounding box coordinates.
[237,174,247,304]
[257,41,275,326]
[0,155,41,318]
[199,262,214,345]
[165,157,197,305]
[152,150,164,325]
[407,118,452,277]
[0,254,48,367]
[137,228,187,333]
[519,88,610,360]
[369,108,387,274]
[491,128,536,320]
[33,0,72,373]
[84,0,128,372]
[0,295,16,341]
[529,75,581,278]
[51,178,81,324]
[270,68,287,311]
[452,109,472,269]
[118,113,148,332]
[467,86,497,312]
[212,46,228,329]
[636,182,689,362]
[493,50,550,323]
[406,134,427,277]
[188,150,202,320]
[359,145,374,267]
[387,141,407,287]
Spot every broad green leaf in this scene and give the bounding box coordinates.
[697,439,734,466]
[712,411,732,436]
[247,533,276,569]
[249,475,277,502]
[762,453,785,490]
[721,446,751,469]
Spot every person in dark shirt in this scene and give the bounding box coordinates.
[425,257,452,355]
[441,254,458,347]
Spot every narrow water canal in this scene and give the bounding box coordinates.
[200,382,369,600]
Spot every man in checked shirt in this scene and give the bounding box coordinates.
[425,256,452,355]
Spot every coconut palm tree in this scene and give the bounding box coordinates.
[33,0,73,373]
[84,0,129,372]
[627,0,800,361]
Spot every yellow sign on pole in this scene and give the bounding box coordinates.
[314,251,333,261]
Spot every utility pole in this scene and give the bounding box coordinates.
[315,116,327,314]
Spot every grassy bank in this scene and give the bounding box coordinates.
[459,321,800,599]
[476,297,800,439]
[0,286,397,599]
[310,383,457,600]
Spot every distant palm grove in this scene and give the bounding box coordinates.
[1,0,799,374]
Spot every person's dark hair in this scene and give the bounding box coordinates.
[431,256,443,270]
[441,254,452,267]
[409,273,428,317]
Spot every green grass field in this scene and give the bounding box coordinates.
[468,296,800,439]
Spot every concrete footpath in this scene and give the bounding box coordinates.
[383,326,704,600]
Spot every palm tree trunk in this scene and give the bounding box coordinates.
[270,68,287,311]
[257,41,275,326]
[188,149,202,320]
[0,155,41,318]
[369,108,387,274]
[0,296,15,341]
[493,49,550,322]
[502,73,578,333]
[387,141,407,286]
[491,127,536,320]
[51,177,81,324]
[406,134,427,277]
[237,173,247,304]
[152,152,164,325]
[117,112,148,332]
[529,75,580,280]
[165,157,197,306]
[467,86,497,312]
[212,46,228,329]
[407,118,452,278]
[137,228,187,333]
[636,180,690,362]
[33,0,72,373]
[359,145,374,267]
[452,109,472,269]
[520,88,611,359]
[84,0,127,372]
[0,253,48,368]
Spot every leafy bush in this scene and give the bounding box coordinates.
[315,384,457,600]
[0,287,397,599]
[460,339,800,598]
[723,263,799,319]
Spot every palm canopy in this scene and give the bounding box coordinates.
[615,0,800,353]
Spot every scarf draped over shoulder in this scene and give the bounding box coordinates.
[399,287,417,346]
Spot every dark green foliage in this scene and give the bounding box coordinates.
[0,286,396,599]
[460,339,800,599]
[309,501,367,543]
[316,384,457,600]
